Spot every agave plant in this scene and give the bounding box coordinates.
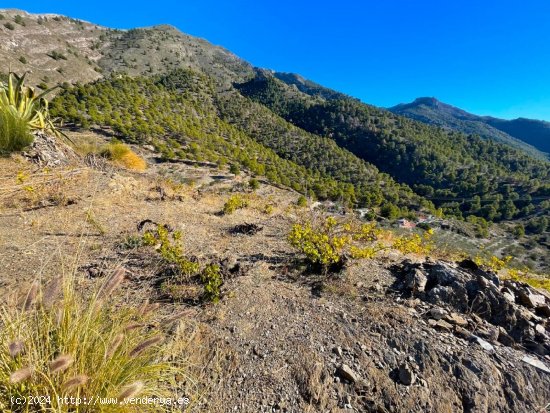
[0,71,60,136]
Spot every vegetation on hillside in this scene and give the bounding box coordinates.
[237,74,550,223]
[50,70,432,215]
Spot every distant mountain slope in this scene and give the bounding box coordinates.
[273,72,351,101]
[484,116,550,154]
[389,97,549,159]
[236,72,550,221]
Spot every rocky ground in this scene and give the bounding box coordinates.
[1,133,549,413]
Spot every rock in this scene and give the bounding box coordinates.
[535,324,547,335]
[433,320,453,332]
[454,326,473,340]
[471,336,494,352]
[518,290,546,309]
[406,268,428,292]
[445,313,468,327]
[537,305,550,318]
[333,346,344,357]
[336,364,360,383]
[429,307,447,320]
[522,356,550,374]
[398,363,416,385]
[497,327,515,347]
[22,132,78,167]
[230,223,263,235]
[501,288,516,304]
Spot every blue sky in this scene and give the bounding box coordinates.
[4,0,550,120]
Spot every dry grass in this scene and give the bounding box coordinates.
[0,166,86,211]
[99,142,146,171]
[0,264,202,412]
[292,350,332,411]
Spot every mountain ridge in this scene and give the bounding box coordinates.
[389,97,550,158]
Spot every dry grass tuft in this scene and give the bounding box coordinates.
[100,142,147,171]
[0,267,189,412]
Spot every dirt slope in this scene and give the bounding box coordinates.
[1,133,549,413]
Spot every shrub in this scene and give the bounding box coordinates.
[0,109,32,154]
[142,225,199,277]
[222,194,249,215]
[200,264,223,303]
[142,225,223,303]
[4,22,14,30]
[474,254,512,273]
[100,142,147,171]
[248,178,260,191]
[507,268,550,292]
[296,195,308,208]
[392,229,434,255]
[289,217,435,273]
[229,164,240,175]
[48,51,67,61]
[14,15,25,26]
[18,56,26,64]
[288,217,351,271]
[0,269,178,412]
[0,72,60,153]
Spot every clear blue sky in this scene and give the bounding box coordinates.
[5,0,550,120]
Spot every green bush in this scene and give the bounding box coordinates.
[4,22,14,30]
[200,264,223,303]
[288,217,434,273]
[222,194,249,215]
[142,225,199,277]
[14,15,25,26]
[229,164,240,175]
[296,195,308,207]
[0,109,33,154]
[248,178,260,191]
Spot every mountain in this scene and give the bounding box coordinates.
[237,72,550,222]
[389,97,549,159]
[0,9,253,88]
[1,8,549,226]
[1,10,550,411]
[484,116,550,154]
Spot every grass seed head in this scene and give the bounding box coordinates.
[117,381,144,400]
[130,336,163,358]
[8,339,25,357]
[10,366,33,383]
[62,374,89,391]
[49,354,73,373]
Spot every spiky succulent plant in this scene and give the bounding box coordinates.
[0,71,59,134]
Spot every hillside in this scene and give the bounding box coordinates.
[1,8,550,413]
[389,97,550,158]
[236,72,550,223]
[485,116,550,155]
[0,9,252,89]
[1,128,550,412]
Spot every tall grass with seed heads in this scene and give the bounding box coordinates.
[0,268,185,412]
